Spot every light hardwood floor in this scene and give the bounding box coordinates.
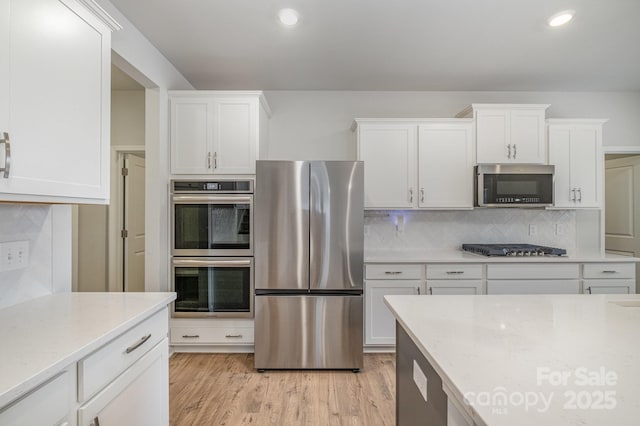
[169,353,396,426]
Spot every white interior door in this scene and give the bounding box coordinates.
[605,155,640,293]
[124,154,145,292]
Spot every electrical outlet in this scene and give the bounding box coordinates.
[413,360,428,402]
[529,224,537,236]
[0,241,29,272]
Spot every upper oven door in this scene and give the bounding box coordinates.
[171,194,254,256]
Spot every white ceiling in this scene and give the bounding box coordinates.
[108,0,640,91]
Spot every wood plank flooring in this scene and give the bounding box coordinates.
[169,353,396,426]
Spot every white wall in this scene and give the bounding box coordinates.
[264,91,640,160]
[111,90,145,146]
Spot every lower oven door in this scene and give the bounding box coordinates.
[171,257,254,318]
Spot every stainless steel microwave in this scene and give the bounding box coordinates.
[475,164,554,207]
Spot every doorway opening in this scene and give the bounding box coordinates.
[604,147,640,294]
[73,64,147,292]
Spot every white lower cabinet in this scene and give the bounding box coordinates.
[0,370,74,426]
[427,280,484,295]
[364,263,424,346]
[0,306,170,426]
[365,280,422,346]
[583,262,636,294]
[78,341,168,426]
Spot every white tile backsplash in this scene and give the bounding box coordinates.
[0,205,53,309]
[365,209,576,254]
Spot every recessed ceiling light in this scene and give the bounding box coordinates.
[548,10,575,27]
[278,8,300,27]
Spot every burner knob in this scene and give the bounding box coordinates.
[516,251,524,256]
[524,251,531,256]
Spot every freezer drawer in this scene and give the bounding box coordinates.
[254,295,363,370]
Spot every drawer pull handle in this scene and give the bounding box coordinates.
[601,270,618,274]
[428,287,433,295]
[0,132,10,178]
[446,271,464,274]
[182,334,200,338]
[125,334,152,354]
[225,334,243,338]
[384,271,402,275]
[586,287,592,294]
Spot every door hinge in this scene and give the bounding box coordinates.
[121,167,128,176]
[121,229,128,238]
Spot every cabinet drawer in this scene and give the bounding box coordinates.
[170,326,254,345]
[426,264,482,280]
[0,371,71,426]
[487,263,579,279]
[365,264,423,280]
[583,263,635,279]
[78,308,168,402]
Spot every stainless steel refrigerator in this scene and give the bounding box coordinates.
[254,160,364,371]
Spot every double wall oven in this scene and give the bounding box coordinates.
[170,180,254,318]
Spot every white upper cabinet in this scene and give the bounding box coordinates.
[355,119,474,209]
[418,122,474,209]
[356,122,417,209]
[170,91,270,175]
[459,104,548,164]
[548,119,605,208]
[0,0,119,204]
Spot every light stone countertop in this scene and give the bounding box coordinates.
[384,294,640,426]
[0,292,176,409]
[365,249,640,263]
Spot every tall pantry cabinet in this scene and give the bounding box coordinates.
[0,0,119,204]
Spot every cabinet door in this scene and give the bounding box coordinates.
[427,280,484,295]
[365,280,421,345]
[549,122,603,208]
[0,0,111,203]
[584,279,634,294]
[78,340,169,426]
[510,109,546,164]
[475,109,508,163]
[418,122,474,209]
[170,97,213,174]
[0,0,8,137]
[570,126,601,207]
[212,97,258,174]
[357,124,417,208]
[548,125,573,207]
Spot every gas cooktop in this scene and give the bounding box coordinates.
[462,243,567,257]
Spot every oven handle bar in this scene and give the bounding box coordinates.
[172,195,252,204]
[173,258,253,267]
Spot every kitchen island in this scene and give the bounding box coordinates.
[385,294,640,426]
[0,292,176,425]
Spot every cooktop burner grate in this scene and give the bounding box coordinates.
[462,243,567,257]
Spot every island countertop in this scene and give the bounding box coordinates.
[384,294,640,426]
[0,292,176,409]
